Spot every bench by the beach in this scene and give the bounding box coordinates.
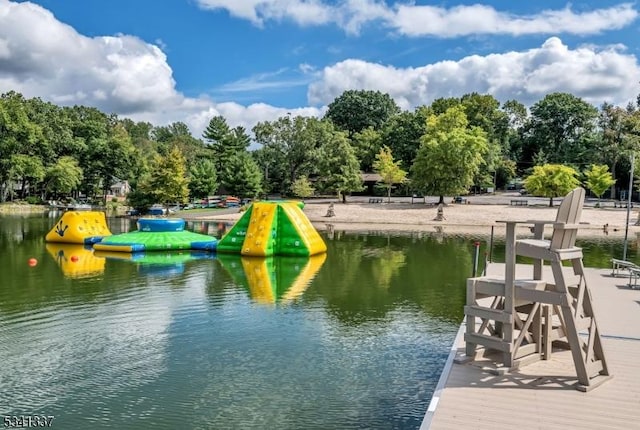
[411,194,425,204]
[368,197,383,204]
[510,199,528,206]
[611,258,639,276]
[610,258,640,288]
[627,268,640,289]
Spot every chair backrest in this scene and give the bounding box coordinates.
[550,187,585,249]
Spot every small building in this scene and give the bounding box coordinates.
[105,180,131,203]
[360,172,382,195]
[110,180,130,197]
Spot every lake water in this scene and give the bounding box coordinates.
[0,213,636,429]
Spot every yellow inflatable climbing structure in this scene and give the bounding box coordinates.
[217,201,326,257]
[45,211,111,244]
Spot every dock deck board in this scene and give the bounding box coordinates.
[424,264,640,430]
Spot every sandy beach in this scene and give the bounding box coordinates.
[183,199,640,238]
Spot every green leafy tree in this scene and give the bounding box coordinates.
[475,141,502,191]
[148,146,190,209]
[317,132,362,203]
[495,158,517,189]
[381,108,429,171]
[461,93,510,147]
[325,90,400,135]
[189,159,218,199]
[25,97,72,161]
[253,115,327,194]
[584,164,616,207]
[121,118,153,141]
[152,121,205,165]
[373,146,407,203]
[152,121,192,145]
[69,107,135,200]
[411,106,489,204]
[9,154,45,199]
[524,164,580,207]
[430,97,460,115]
[126,173,156,213]
[597,103,627,196]
[502,99,528,162]
[351,127,382,172]
[291,176,315,200]
[251,146,282,196]
[44,156,83,198]
[522,93,598,166]
[0,92,42,201]
[221,152,263,198]
[597,102,640,197]
[461,94,510,186]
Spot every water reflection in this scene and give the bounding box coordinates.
[309,230,473,325]
[217,254,326,305]
[94,250,217,276]
[45,243,105,278]
[3,215,640,429]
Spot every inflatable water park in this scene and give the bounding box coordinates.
[44,202,327,302]
[45,210,111,245]
[217,201,327,257]
[93,218,217,252]
[45,201,327,257]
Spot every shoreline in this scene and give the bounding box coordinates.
[181,201,640,239]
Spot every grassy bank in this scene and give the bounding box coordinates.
[0,203,48,214]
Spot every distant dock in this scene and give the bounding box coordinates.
[48,203,104,211]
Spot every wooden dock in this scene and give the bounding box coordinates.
[422,263,640,430]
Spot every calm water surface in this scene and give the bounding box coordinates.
[0,213,636,429]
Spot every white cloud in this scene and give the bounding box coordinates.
[196,0,333,26]
[215,68,314,93]
[1,0,639,146]
[0,0,179,114]
[196,1,639,37]
[0,0,320,139]
[392,3,638,37]
[307,37,640,109]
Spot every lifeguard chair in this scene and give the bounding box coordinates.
[459,188,611,391]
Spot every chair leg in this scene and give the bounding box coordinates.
[551,256,610,389]
[542,304,552,359]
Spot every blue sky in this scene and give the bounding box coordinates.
[1,0,639,137]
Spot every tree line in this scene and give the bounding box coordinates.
[1,89,639,210]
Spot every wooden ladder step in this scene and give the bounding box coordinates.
[464,333,512,353]
[470,276,547,297]
[515,288,566,306]
[465,305,512,323]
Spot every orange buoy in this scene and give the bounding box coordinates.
[70,255,79,262]
[28,258,38,267]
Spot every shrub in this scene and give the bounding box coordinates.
[25,196,43,205]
